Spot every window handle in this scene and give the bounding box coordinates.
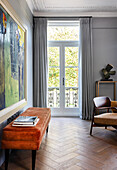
[63,78,64,85]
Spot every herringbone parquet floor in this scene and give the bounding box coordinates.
[1,117,117,170]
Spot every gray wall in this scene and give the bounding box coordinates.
[92,18,117,100]
[0,0,33,166]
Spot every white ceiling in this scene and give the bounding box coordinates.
[26,0,117,17]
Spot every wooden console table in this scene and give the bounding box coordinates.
[96,81,117,100]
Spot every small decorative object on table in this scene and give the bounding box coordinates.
[101,64,116,81]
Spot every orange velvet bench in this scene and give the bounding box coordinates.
[2,107,51,170]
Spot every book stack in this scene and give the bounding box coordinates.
[12,116,39,127]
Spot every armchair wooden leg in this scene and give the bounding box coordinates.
[32,150,36,170]
[5,149,9,170]
[90,108,95,136]
[90,121,93,136]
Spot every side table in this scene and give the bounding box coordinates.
[96,81,117,100]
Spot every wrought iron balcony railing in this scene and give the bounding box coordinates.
[48,87,79,108]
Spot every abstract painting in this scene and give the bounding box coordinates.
[0,5,25,111]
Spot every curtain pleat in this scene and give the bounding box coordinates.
[80,18,93,120]
[33,18,48,107]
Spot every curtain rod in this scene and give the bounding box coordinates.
[33,16,92,19]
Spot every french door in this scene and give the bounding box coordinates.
[48,41,79,116]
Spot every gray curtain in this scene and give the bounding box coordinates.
[80,18,93,120]
[33,18,48,107]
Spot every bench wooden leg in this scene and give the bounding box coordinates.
[5,149,9,170]
[46,126,49,134]
[32,150,36,170]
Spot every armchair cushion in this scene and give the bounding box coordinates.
[94,113,117,125]
[111,101,117,113]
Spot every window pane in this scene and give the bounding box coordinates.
[65,88,78,108]
[65,68,78,87]
[48,46,60,108]
[48,26,79,41]
[48,68,60,108]
[65,47,78,66]
[48,47,59,66]
[48,68,60,87]
[48,88,60,108]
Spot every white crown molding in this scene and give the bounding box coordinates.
[25,0,117,17]
[26,0,35,13]
[34,11,117,17]
[36,0,45,10]
[26,0,45,13]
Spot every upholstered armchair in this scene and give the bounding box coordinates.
[90,96,117,135]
